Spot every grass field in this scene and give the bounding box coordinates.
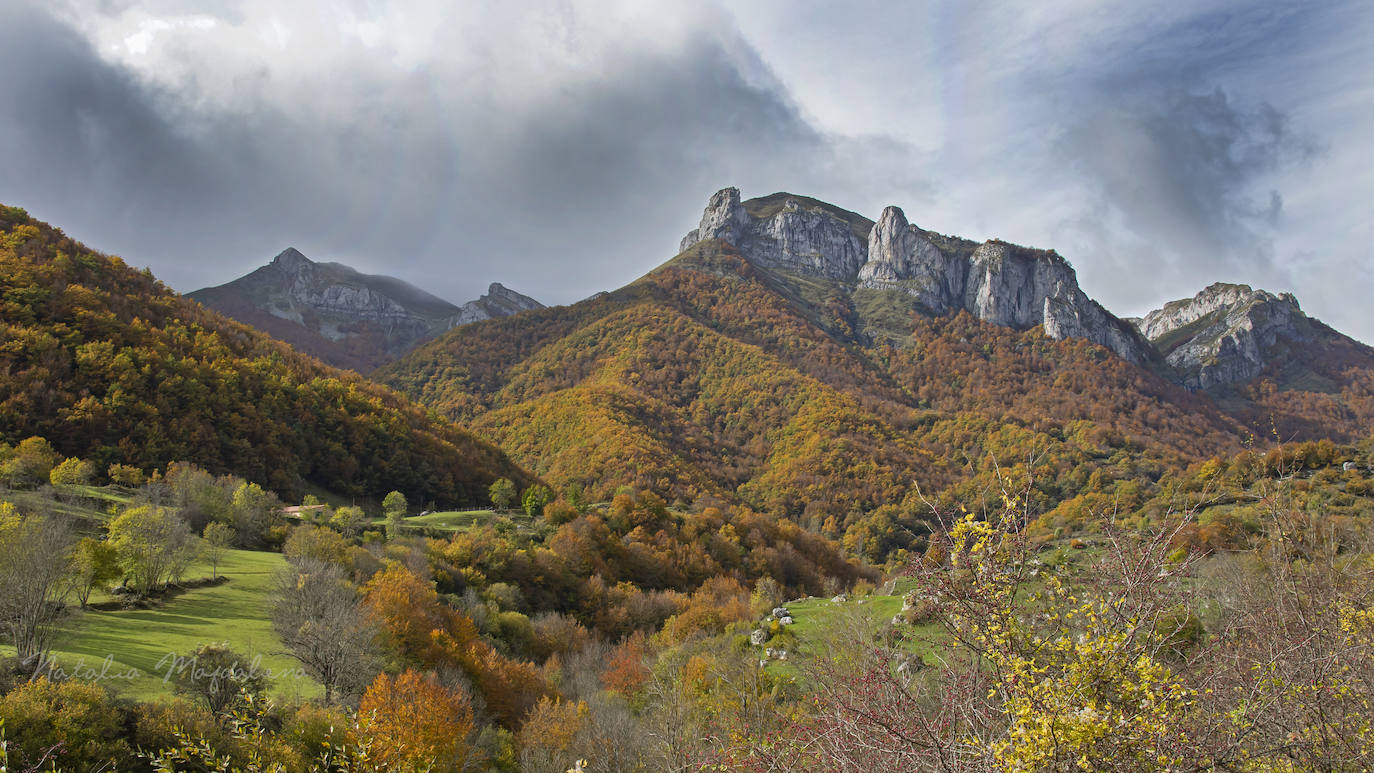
[395,509,540,534]
[765,576,945,679]
[14,548,318,702]
[2,485,132,523]
[781,575,923,638]
[400,509,495,530]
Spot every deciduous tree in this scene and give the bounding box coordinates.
[0,437,59,488]
[69,536,121,608]
[331,505,368,539]
[359,669,475,772]
[229,481,279,547]
[383,490,408,539]
[49,457,95,487]
[272,559,379,704]
[489,477,517,512]
[201,521,234,580]
[107,505,195,594]
[106,463,145,487]
[0,504,74,665]
[522,484,552,518]
[167,642,269,716]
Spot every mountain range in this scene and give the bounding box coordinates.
[3,188,1370,555]
[673,188,1372,415]
[679,188,1152,363]
[374,188,1372,557]
[188,248,542,371]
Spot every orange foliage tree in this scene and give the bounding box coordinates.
[600,631,651,698]
[359,669,474,772]
[362,563,548,727]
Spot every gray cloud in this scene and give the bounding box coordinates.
[0,6,230,234]
[0,1,923,307]
[1062,86,1317,284]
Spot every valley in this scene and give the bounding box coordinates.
[2,189,1373,771]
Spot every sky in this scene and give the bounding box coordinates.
[1,0,1370,341]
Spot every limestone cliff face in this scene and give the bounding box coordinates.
[189,248,541,371]
[453,283,545,325]
[1137,283,1317,389]
[681,189,1149,362]
[858,206,964,314]
[962,241,1147,363]
[271,250,427,333]
[681,188,868,279]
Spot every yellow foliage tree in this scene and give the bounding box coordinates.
[359,670,474,772]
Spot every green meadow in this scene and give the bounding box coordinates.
[17,548,318,702]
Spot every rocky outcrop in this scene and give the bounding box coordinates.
[682,189,1149,362]
[453,282,545,325]
[269,249,427,333]
[858,206,964,314]
[681,187,868,279]
[962,241,1148,363]
[189,248,541,371]
[679,187,751,250]
[1136,283,1317,389]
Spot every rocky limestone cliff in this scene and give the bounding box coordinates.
[189,249,541,371]
[1137,283,1318,389]
[267,249,431,335]
[454,282,545,325]
[681,187,869,279]
[681,188,1149,363]
[858,206,964,314]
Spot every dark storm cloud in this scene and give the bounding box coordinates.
[1025,1,1358,324]
[0,1,470,292]
[1065,86,1316,272]
[0,5,236,242]
[420,36,830,298]
[0,2,914,306]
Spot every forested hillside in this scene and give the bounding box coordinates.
[380,240,1263,559]
[0,206,531,504]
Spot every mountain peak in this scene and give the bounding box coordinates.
[679,187,750,252]
[271,247,314,273]
[191,250,541,371]
[679,187,869,279]
[458,282,545,324]
[1138,283,1317,389]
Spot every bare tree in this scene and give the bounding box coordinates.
[168,642,270,716]
[272,558,380,703]
[0,506,75,667]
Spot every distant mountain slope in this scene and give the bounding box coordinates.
[1136,282,1374,440]
[188,248,542,371]
[0,205,533,503]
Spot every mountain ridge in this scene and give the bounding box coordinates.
[1136,282,1331,389]
[189,248,543,371]
[679,187,1154,363]
[379,237,1253,559]
[379,186,1374,557]
[0,206,535,504]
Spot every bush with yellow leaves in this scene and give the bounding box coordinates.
[746,485,1374,772]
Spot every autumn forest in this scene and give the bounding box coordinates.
[3,192,1374,773]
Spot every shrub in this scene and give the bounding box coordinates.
[0,678,132,770]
